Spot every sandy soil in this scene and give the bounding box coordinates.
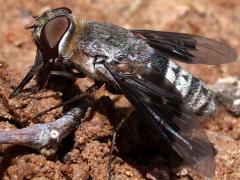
[0,0,240,179]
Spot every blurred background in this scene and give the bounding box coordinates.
[0,0,240,179]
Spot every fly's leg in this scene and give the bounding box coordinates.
[11,49,86,98]
[108,107,134,180]
[14,69,86,100]
[10,49,44,97]
[33,81,103,119]
[51,70,85,79]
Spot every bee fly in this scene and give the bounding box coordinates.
[11,7,237,177]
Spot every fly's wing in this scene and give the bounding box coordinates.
[101,63,215,177]
[132,30,237,64]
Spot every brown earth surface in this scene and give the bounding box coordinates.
[0,0,240,179]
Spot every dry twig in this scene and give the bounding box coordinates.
[0,97,93,155]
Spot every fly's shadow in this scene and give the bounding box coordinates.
[93,96,185,178]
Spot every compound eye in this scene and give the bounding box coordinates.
[40,16,70,59]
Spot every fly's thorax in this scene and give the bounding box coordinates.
[74,21,156,64]
[58,20,110,81]
[165,60,217,117]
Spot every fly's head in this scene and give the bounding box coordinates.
[11,7,82,97]
[30,7,108,82]
[29,7,78,61]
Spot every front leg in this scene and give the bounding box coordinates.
[10,48,44,97]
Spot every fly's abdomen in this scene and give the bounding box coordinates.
[165,61,217,117]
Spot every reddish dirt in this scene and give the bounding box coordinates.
[0,0,240,179]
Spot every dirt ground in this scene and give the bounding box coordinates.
[0,0,240,179]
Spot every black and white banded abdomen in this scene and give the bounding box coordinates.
[165,61,217,117]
